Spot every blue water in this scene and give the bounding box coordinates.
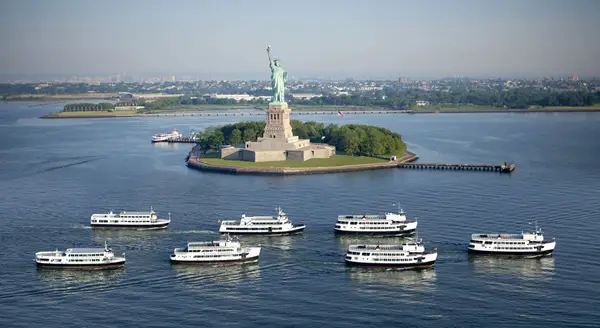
[1,102,599,327]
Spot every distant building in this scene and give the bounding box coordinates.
[203,93,269,102]
[568,75,579,81]
[399,77,410,84]
[291,93,322,100]
[118,92,135,101]
[114,105,145,111]
[415,100,429,106]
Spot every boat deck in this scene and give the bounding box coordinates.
[349,244,422,251]
[471,233,528,240]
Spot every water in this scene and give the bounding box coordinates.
[1,102,599,327]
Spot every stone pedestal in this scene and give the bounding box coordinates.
[245,102,309,151]
[259,103,294,141]
[220,102,335,162]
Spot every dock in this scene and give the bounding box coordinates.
[139,110,411,117]
[397,162,516,173]
[166,137,199,144]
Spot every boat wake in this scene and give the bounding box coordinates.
[35,155,105,174]
[170,229,218,235]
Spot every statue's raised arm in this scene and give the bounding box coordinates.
[266,46,272,63]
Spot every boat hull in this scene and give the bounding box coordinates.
[170,255,260,265]
[345,259,436,270]
[220,225,305,235]
[334,228,416,236]
[90,222,170,230]
[35,260,125,270]
[468,249,554,258]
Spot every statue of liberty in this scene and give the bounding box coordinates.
[266,46,287,104]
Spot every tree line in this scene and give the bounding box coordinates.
[288,89,600,109]
[63,102,114,112]
[196,121,406,158]
[123,89,600,112]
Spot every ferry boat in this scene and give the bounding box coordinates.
[90,207,171,229]
[345,239,437,269]
[170,235,261,264]
[35,241,126,270]
[219,207,305,235]
[335,206,417,235]
[468,223,556,257]
[151,128,183,142]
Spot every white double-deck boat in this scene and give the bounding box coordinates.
[345,239,437,269]
[35,241,126,270]
[468,223,556,258]
[151,128,183,142]
[219,207,305,235]
[335,206,417,235]
[90,207,171,229]
[170,235,261,264]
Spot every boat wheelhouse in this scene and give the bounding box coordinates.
[345,239,437,269]
[35,241,125,269]
[468,223,556,257]
[335,206,417,235]
[170,235,261,264]
[151,129,183,142]
[219,207,305,235]
[90,207,171,229]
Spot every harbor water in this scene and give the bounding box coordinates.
[0,102,599,327]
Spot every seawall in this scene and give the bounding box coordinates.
[186,152,418,176]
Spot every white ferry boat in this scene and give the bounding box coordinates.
[90,207,171,229]
[170,235,261,264]
[35,241,126,270]
[468,223,556,257]
[345,239,437,269]
[151,128,183,142]
[219,207,305,235]
[335,206,417,235]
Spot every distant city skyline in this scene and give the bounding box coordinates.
[2,0,599,80]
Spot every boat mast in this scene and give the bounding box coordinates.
[393,202,403,215]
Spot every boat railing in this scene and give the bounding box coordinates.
[471,233,533,240]
[337,215,389,220]
[220,220,240,225]
[36,251,61,257]
[349,244,422,251]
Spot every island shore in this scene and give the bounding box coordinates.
[186,151,418,176]
[35,103,600,119]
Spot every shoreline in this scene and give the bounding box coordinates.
[35,103,600,119]
[39,107,600,119]
[186,151,419,176]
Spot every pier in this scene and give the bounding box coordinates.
[166,137,199,144]
[397,162,516,173]
[139,110,411,118]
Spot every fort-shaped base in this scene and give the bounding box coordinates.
[220,102,336,162]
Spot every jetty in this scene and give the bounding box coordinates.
[397,162,516,173]
[139,110,411,118]
[167,137,199,144]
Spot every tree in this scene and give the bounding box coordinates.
[209,130,225,150]
[229,129,242,146]
[243,128,257,142]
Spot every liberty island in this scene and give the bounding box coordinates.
[219,46,335,162]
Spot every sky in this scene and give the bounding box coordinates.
[1,0,599,79]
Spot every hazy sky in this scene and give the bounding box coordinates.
[1,0,599,79]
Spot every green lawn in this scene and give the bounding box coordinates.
[159,104,257,111]
[44,111,137,117]
[532,105,600,110]
[199,154,388,168]
[412,104,600,111]
[291,105,383,111]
